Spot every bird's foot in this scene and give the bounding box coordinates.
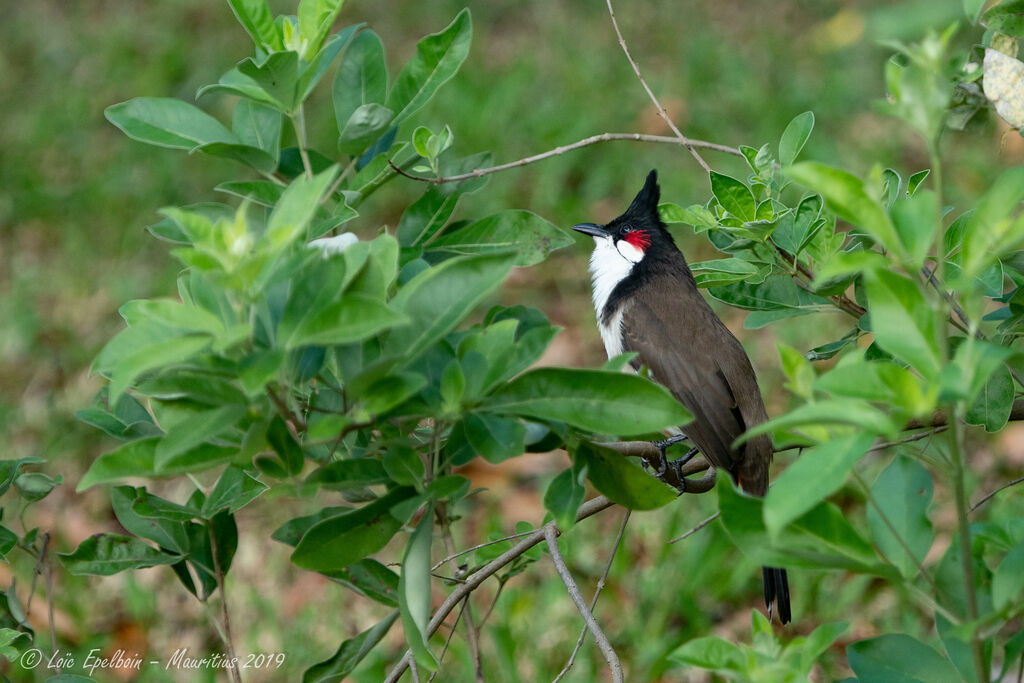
[668,447,700,481]
[651,434,689,475]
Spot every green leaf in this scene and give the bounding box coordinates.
[154,405,246,469]
[771,195,823,257]
[291,487,414,571]
[863,269,941,379]
[867,456,934,579]
[387,9,472,124]
[764,433,874,537]
[263,166,340,250]
[544,467,586,531]
[690,258,761,288]
[237,51,301,113]
[0,526,17,560]
[659,202,718,231]
[119,299,224,335]
[707,275,831,313]
[847,634,961,682]
[195,141,278,173]
[576,442,676,510]
[227,0,283,51]
[397,186,462,247]
[94,324,212,404]
[462,413,526,464]
[14,472,60,502]
[283,294,408,349]
[306,459,390,490]
[111,486,189,554]
[60,534,181,576]
[670,636,745,672]
[358,373,427,416]
[965,364,1013,432]
[328,559,400,606]
[993,540,1024,610]
[961,166,1024,279]
[267,416,305,476]
[334,30,388,133]
[385,253,515,361]
[105,97,235,150]
[297,0,345,57]
[303,611,399,683]
[78,438,237,490]
[429,210,574,266]
[233,99,282,158]
[201,466,268,518]
[483,368,692,437]
[337,103,394,156]
[786,162,901,256]
[216,180,285,207]
[779,111,814,166]
[398,505,438,673]
[0,628,31,662]
[741,398,899,443]
[382,446,425,487]
[710,172,756,222]
[890,190,938,270]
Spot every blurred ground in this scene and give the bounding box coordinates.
[1,0,1022,681]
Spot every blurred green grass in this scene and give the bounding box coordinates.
[2,0,1022,680]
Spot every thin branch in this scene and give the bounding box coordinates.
[389,133,739,185]
[970,475,1024,513]
[669,512,720,544]
[209,526,242,683]
[605,0,710,172]
[431,528,537,572]
[544,526,624,683]
[438,504,484,683]
[553,510,630,683]
[384,496,616,683]
[428,597,470,683]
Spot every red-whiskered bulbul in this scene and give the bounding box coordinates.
[573,170,791,624]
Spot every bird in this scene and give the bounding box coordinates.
[572,169,791,625]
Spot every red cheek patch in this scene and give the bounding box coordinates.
[624,230,651,250]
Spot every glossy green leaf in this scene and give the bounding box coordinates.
[385,253,515,361]
[238,51,300,112]
[397,186,462,247]
[233,99,282,158]
[0,628,30,662]
[690,258,760,288]
[333,30,388,133]
[387,9,472,124]
[707,275,831,313]
[111,486,189,554]
[306,459,389,490]
[710,172,757,222]
[966,364,1013,432]
[154,405,246,468]
[867,456,934,579]
[195,141,277,173]
[993,540,1024,610]
[670,636,745,673]
[303,611,399,683]
[291,487,414,571]
[338,103,394,156]
[398,505,438,672]
[779,111,814,166]
[94,324,212,404]
[263,165,339,249]
[382,446,425,487]
[544,467,586,531]
[227,0,283,50]
[890,190,938,270]
[297,0,345,56]
[863,269,941,379]
[463,413,526,464]
[267,416,305,476]
[283,294,408,349]
[847,634,961,682]
[105,97,235,150]
[961,166,1024,279]
[13,472,60,502]
[60,534,182,576]
[483,368,692,437]
[201,466,268,518]
[741,398,899,443]
[429,210,574,266]
[764,433,874,537]
[786,162,901,256]
[78,438,237,490]
[575,442,676,510]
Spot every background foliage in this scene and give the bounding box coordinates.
[2,0,1024,682]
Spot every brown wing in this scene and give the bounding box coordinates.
[620,274,772,494]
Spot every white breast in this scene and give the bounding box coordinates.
[588,236,634,359]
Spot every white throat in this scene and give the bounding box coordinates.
[588,236,640,358]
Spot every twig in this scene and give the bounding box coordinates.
[428,597,470,683]
[384,496,616,683]
[209,526,242,683]
[43,535,57,665]
[553,510,630,683]
[544,526,624,683]
[438,505,484,683]
[605,0,710,172]
[431,529,537,572]
[597,441,714,492]
[668,512,720,544]
[388,133,739,185]
[970,475,1024,513]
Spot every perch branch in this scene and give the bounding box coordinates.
[970,475,1024,513]
[605,0,711,172]
[669,512,721,544]
[544,525,624,683]
[388,133,740,185]
[553,510,630,683]
[384,496,616,683]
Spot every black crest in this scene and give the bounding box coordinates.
[623,169,660,221]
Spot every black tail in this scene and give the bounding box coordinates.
[763,566,791,624]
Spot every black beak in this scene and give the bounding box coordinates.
[572,222,610,238]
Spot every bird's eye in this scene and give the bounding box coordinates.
[621,225,633,234]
